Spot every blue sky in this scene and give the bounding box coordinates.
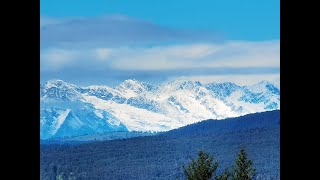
[41,0,279,41]
[40,0,280,86]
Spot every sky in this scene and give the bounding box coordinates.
[40,0,280,86]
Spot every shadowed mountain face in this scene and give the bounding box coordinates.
[40,110,280,180]
[40,79,280,139]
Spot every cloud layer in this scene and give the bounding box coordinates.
[40,15,221,48]
[41,41,279,71]
[40,15,280,86]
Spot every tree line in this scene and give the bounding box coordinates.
[181,145,256,180]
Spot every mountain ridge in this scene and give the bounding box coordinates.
[40,79,280,139]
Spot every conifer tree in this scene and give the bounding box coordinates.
[182,150,218,180]
[215,168,232,180]
[232,145,256,180]
[56,173,63,180]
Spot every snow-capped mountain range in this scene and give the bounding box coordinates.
[40,79,280,139]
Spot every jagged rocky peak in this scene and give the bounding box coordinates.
[161,79,203,91]
[116,79,158,93]
[40,80,80,101]
[45,79,76,88]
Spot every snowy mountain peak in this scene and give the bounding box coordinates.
[247,80,279,94]
[207,81,238,86]
[45,79,74,88]
[205,82,241,99]
[40,79,280,139]
[256,80,273,86]
[86,85,111,91]
[117,79,143,89]
[205,82,240,90]
[115,79,158,98]
[161,80,203,92]
[272,79,280,89]
[41,80,81,101]
[43,80,79,92]
[122,78,138,84]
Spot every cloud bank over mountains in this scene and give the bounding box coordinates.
[40,15,279,86]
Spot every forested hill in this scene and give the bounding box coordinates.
[163,110,280,137]
[40,110,280,180]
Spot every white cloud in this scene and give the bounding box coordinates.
[40,16,62,28]
[113,41,279,70]
[40,48,78,71]
[40,15,202,47]
[95,48,112,60]
[40,15,280,85]
[165,44,221,58]
[40,40,279,72]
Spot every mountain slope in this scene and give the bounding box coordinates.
[40,100,128,139]
[206,81,280,114]
[163,110,279,137]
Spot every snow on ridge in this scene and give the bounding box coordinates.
[82,95,179,132]
[51,109,70,135]
[94,110,104,119]
[45,79,77,89]
[41,79,280,135]
[42,79,279,91]
[246,80,276,93]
